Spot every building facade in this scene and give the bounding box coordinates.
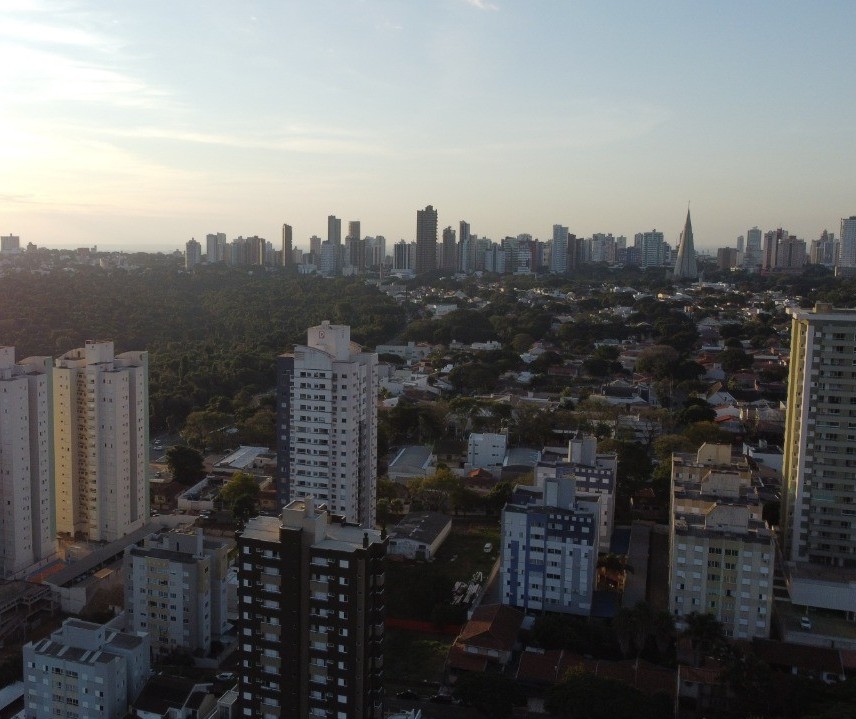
[500,478,599,616]
[23,618,150,719]
[236,499,386,719]
[414,205,438,274]
[0,347,55,578]
[276,322,378,527]
[54,341,148,542]
[184,238,202,270]
[668,444,775,639]
[782,304,856,615]
[124,529,231,657]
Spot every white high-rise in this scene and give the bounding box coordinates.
[840,216,856,268]
[54,340,149,542]
[550,224,568,273]
[0,347,55,578]
[276,321,378,527]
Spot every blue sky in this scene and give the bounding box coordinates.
[1,1,855,252]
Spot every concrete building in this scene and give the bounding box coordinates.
[839,216,856,268]
[535,435,617,546]
[550,225,568,273]
[782,304,856,616]
[634,230,667,269]
[500,476,599,616]
[674,209,698,280]
[414,205,438,274]
[0,234,20,254]
[23,618,151,719]
[184,238,201,270]
[54,340,148,543]
[276,322,378,527]
[236,499,386,719]
[668,444,775,639]
[281,224,293,266]
[124,529,232,657]
[744,226,762,269]
[0,348,55,579]
[440,226,457,272]
[387,512,451,561]
[467,433,507,472]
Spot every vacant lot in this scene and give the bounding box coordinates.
[384,628,451,684]
[386,519,500,623]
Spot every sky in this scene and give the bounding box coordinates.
[1,1,855,253]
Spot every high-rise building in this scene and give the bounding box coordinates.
[276,322,378,527]
[414,205,438,274]
[282,224,293,266]
[328,215,342,246]
[782,304,856,615]
[744,226,762,269]
[500,474,599,616]
[810,230,838,267]
[775,235,807,271]
[205,233,225,263]
[839,216,856,268]
[673,209,698,280]
[668,444,774,639]
[0,234,20,254]
[24,618,151,719]
[459,220,474,273]
[309,235,322,260]
[347,220,361,245]
[0,348,55,579]
[550,225,568,273]
[634,230,667,268]
[440,226,457,272]
[54,340,148,542]
[392,240,412,271]
[185,238,202,270]
[124,528,232,657]
[236,499,386,719]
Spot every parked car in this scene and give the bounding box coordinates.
[396,690,420,700]
[483,542,493,553]
[800,615,812,630]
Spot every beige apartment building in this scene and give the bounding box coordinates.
[669,444,775,639]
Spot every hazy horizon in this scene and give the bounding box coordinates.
[2,1,855,252]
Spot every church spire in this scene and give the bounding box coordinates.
[674,206,698,280]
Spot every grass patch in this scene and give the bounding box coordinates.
[385,628,451,683]
[386,520,500,622]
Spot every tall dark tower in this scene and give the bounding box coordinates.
[415,205,438,274]
[674,208,698,280]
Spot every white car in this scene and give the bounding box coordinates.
[800,615,812,631]
[483,543,493,553]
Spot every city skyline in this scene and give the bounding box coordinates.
[2,2,855,250]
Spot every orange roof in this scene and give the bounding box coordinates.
[456,604,523,652]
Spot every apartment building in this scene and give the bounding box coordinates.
[23,618,150,719]
[782,303,856,615]
[276,322,378,528]
[536,434,617,546]
[669,444,775,639]
[54,340,148,542]
[236,498,386,719]
[501,475,599,616]
[124,528,232,657]
[0,347,55,578]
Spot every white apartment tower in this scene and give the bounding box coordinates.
[276,322,378,527]
[54,340,149,543]
[0,347,55,578]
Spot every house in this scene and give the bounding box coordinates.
[446,604,523,677]
[388,445,436,484]
[387,512,452,561]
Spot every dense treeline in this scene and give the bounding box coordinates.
[1,258,406,431]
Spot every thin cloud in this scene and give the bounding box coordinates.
[464,0,499,10]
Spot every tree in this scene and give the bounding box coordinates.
[547,667,660,719]
[653,434,697,461]
[719,346,753,373]
[219,472,259,522]
[454,672,525,718]
[635,345,680,380]
[683,611,726,666]
[166,445,205,486]
[683,421,732,446]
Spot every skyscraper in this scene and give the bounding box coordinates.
[635,229,666,268]
[205,233,223,263]
[282,224,293,266]
[550,225,568,273]
[54,340,148,542]
[673,208,698,280]
[744,226,762,269]
[414,205,438,274]
[840,216,856,268]
[276,322,378,527]
[185,238,201,270]
[0,348,55,578]
[441,226,457,272]
[782,304,856,615]
[236,499,386,719]
[328,215,342,246]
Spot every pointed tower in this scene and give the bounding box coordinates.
[674,208,698,280]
